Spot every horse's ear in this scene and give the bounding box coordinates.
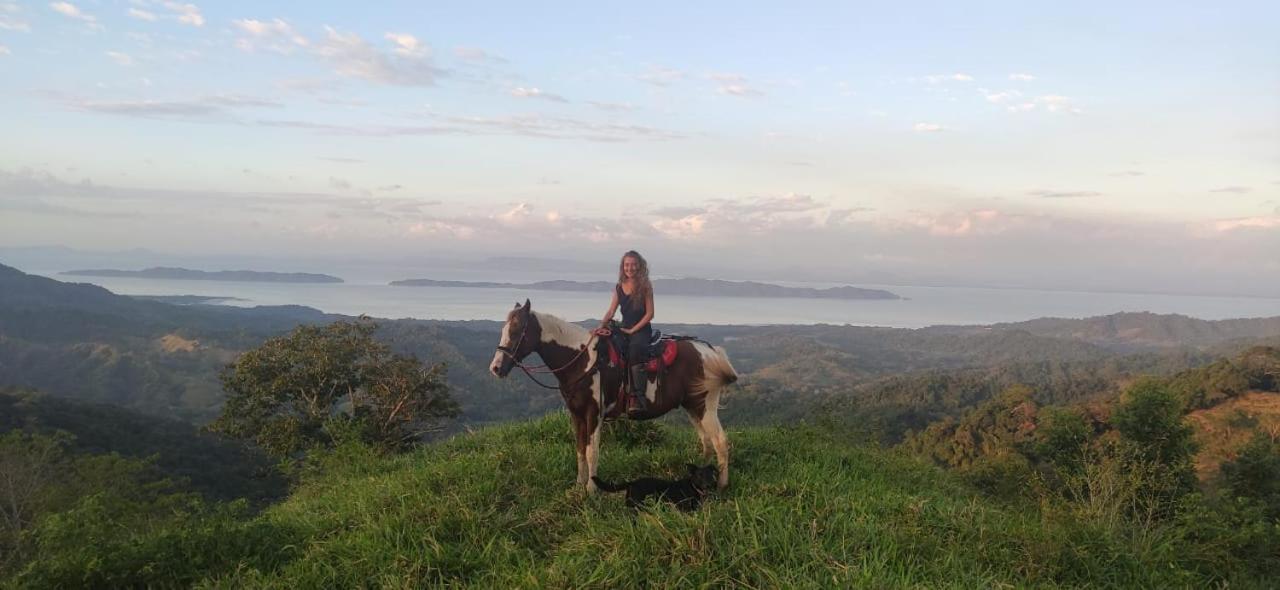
[522,298,531,313]
[513,301,520,309]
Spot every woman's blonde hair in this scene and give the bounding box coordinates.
[617,250,652,311]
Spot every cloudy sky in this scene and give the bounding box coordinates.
[1,1,1277,295]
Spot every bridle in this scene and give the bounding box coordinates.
[496,315,599,390]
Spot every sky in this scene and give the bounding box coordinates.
[0,1,1278,295]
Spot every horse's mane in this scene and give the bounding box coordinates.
[532,310,590,347]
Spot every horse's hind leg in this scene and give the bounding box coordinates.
[686,408,713,459]
[701,404,730,489]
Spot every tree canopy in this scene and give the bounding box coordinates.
[210,318,458,457]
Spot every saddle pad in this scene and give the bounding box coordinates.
[645,340,678,373]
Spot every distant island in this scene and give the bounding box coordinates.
[129,295,250,305]
[390,277,901,300]
[62,267,344,284]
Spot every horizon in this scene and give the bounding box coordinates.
[1,1,1278,297]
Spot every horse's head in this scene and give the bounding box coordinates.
[490,299,539,378]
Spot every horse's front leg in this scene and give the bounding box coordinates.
[584,373,603,493]
[571,413,589,490]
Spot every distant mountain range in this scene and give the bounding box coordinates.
[62,267,344,283]
[390,277,902,300]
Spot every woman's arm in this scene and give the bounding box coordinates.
[625,290,655,334]
[599,289,619,329]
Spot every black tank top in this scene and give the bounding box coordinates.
[616,283,646,328]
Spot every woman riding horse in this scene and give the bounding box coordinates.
[594,250,654,416]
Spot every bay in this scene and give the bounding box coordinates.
[36,271,1280,328]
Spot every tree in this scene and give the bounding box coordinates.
[1111,379,1196,467]
[0,431,68,545]
[210,318,458,457]
[1221,433,1280,519]
[1109,379,1198,506]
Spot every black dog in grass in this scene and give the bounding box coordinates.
[592,464,718,511]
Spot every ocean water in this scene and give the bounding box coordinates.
[37,271,1280,329]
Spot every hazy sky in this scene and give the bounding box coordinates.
[1,1,1277,294]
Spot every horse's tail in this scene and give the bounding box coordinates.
[692,342,738,396]
[591,476,627,493]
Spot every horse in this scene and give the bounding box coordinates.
[489,300,738,493]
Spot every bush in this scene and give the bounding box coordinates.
[1111,380,1197,500]
[1221,433,1280,520]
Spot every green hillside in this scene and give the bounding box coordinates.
[10,414,1273,588]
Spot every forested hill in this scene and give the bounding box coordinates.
[0,388,284,504]
[991,311,1280,350]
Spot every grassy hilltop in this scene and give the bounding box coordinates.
[13,414,1272,589]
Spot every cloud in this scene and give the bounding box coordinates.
[233,18,309,54]
[497,202,534,225]
[384,32,426,57]
[651,213,707,239]
[1034,95,1081,114]
[105,51,133,66]
[454,46,506,64]
[49,2,98,27]
[510,87,568,102]
[318,156,364,163]
[1211,216,1280,232]
[718,84,762,97]
[0,197,139,219]
[127,7,157,21]
[913,122,946,132]
[650,193,829,239]
[636,66,684,87]
[1209,186,1251,194]
[315,26,445,86]
[0,2,30,31]
[162,2,203,27]
[0,44,8,56]
[1003,94,1082,114]
[710,73,764,97]
[892,208,1032,238]
[1109,170,1144,177]
[983,90,1021,104]
[922,73,974,84]
[328,177,352,190]
[1008,73,1036,81]
[63,94,282,121]
[1027,189,1102,199]
[256,112,686,143]
[651,206,707,219]
[587,101,637,112]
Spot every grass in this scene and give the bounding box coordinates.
[10,413,1268,588]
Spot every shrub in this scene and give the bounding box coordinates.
[1220,433,1280,520]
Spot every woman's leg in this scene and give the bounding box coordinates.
[627,327,651,410]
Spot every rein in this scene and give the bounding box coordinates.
[497,325,599,391]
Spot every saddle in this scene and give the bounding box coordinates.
[596,329,705,421]
[600,329,681,373]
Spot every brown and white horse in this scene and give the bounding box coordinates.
[489,300,738,492]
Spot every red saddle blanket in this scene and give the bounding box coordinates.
[606,339,678,372]
[646,340,678,373]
